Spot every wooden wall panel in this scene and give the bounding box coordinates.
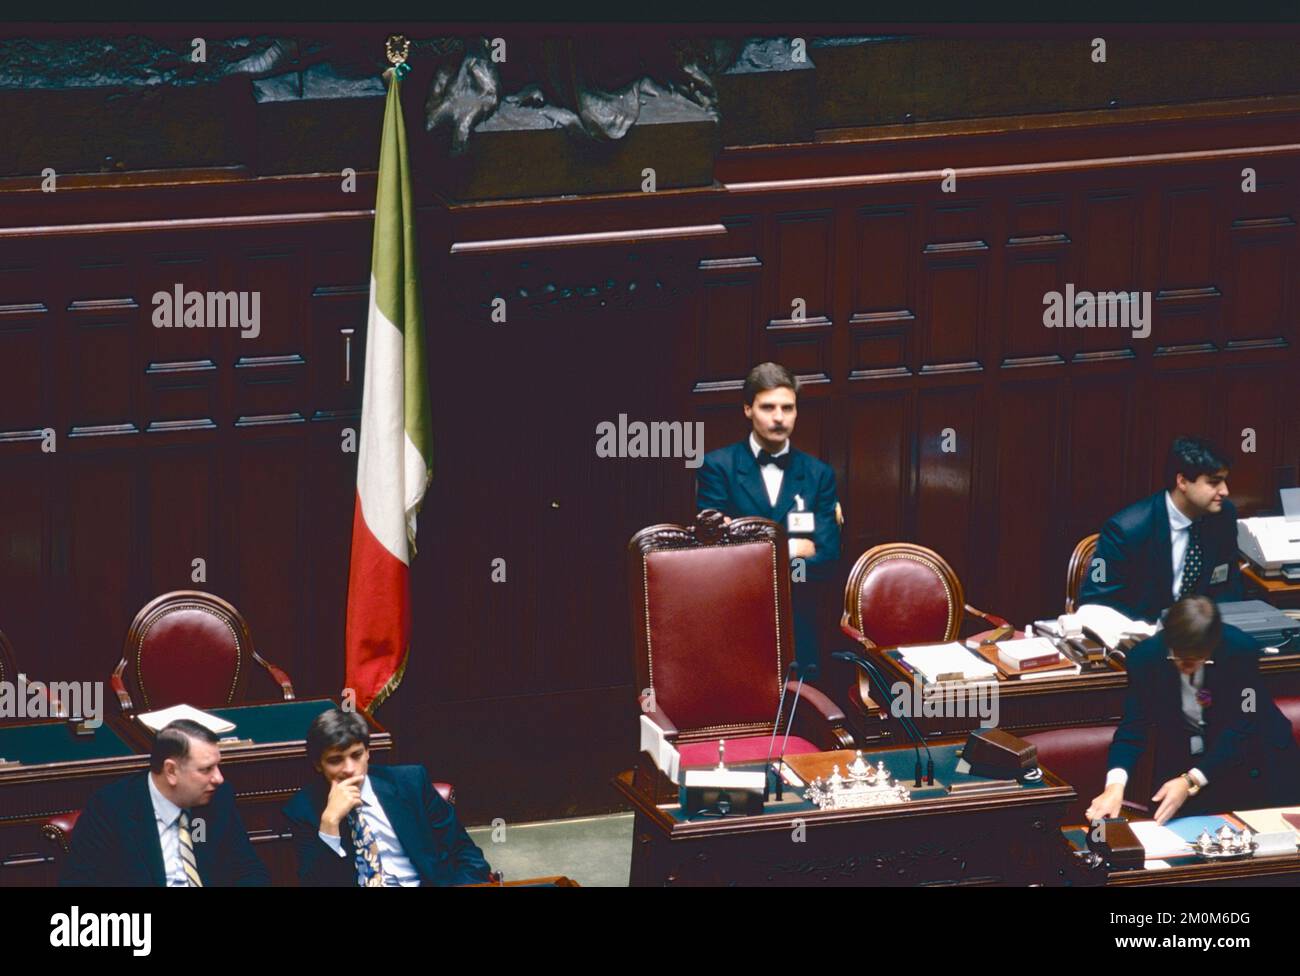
[1,110,1297,825]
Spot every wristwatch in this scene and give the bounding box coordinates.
[1180,772,1201,796]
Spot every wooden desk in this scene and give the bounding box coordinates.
[1059,821,1300,887]
[615,738,1077,885]
[0,698,392,886]
[1242,562,1300,610]
[848,642,1300,744]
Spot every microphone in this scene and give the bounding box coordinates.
[833,649,934,786]
[759,660,800,795]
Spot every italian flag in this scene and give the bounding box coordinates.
[344,71,432,712]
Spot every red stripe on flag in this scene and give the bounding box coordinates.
[344,492,410,711]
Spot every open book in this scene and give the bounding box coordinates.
[1072,604,1158,651]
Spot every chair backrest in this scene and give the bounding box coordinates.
[841,543,964,648]
[0,628,15,687]
[1022,724,1118,825]
[628,510,792,742]
[115,591,255,711]
[1065,533,1100,613]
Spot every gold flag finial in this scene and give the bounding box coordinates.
[385,34,410,67]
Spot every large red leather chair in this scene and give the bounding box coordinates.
[628,510,854,769]
[111,591,295,713]
[840,543,1009,730]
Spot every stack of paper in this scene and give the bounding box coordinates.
[896,643,999,683]
[1129,820,1194,859]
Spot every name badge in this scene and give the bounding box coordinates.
[1210,563,1229,585]
[788,511,815,534]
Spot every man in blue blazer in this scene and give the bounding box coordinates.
[61,719,268,886]
[697,362,842,674]
[1078,436,1243,623]
[1086,597,1300,824]
[282,708,492,886]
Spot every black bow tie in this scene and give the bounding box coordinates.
[757,451,790,470]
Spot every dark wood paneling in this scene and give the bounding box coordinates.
[2,102,1297,827]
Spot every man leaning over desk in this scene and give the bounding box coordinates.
[1086,596,1300,825]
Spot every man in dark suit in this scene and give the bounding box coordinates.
[1086,597,1300,824]
[697,362,842,674]
[1078,436,1243,623]
[61,719,268,886]
[282,708,492,886]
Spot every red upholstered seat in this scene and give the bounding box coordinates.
[678,735,822,768]
[112,591,295,713]
[628,510,854,765]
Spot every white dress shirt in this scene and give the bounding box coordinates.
[749,432,788,506]
[147,773,190,887]
[319,775,420,886]
[750,434,801,558]
[1105,662,1208,790]
[1166,491,1193,601]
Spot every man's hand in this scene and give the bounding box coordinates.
[1151,776,1191,824]
[790,539,816,559]
[320,774,365,835]
[1085,783,1124,822]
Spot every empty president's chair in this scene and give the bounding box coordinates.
[628,510,853,769]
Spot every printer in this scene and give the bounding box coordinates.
[1237,487,1300,581]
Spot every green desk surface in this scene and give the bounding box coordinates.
[205,699,336,744]
[671,742,1045,823]
[0,721,135,765]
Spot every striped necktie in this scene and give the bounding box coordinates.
[1178,520,1204,599]
[347,810,384,887]
[177,811,203,888]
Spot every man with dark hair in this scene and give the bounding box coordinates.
[1086,597,1300,824]
[1078,435,1242,622]
[696,362,842,675]
[62,719,268,886]
[282,708,491,886]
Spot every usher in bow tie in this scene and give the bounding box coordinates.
[757,451,791,470]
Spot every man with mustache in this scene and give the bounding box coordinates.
[696,362,842,676]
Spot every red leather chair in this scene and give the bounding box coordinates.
[1065,533,1100,613]
[41,810,82,855]
[629,510,854,769]
[840,543,1009,728]
[111,591,295,713]
[1022,724,1154,824]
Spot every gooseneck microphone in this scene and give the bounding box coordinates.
[763,662,800,799]
[832,649,934,786]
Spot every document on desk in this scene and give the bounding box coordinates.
[137,704,236,735]
[897,643,999,683]
[1129,821,1194,859]
[1234,807,1300,835]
